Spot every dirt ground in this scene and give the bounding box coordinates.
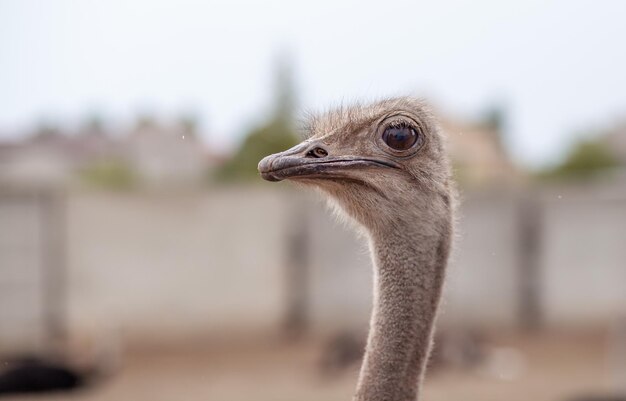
[2,330,623,401]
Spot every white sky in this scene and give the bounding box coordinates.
[1,0,625,166]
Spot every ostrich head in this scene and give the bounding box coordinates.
[258,97,452,234]
[258,97,455,401]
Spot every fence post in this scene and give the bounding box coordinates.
[39,187,68,354]
[518,194,543,330]
[283,196,310,338]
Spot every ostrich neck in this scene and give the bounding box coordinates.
[354,219,449,401]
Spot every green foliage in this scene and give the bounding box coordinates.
[215,117,298,181]
[538,138,619,181]
[451,160,471,187]
[215,54,300,182]
[33,122,62,140]
[178,114,199,139]
[482,105,506,132]
[81,114,106,136]
[79,160,136,189]
[480,104,508,154]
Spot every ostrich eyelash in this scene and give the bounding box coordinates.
[386,120,414,130]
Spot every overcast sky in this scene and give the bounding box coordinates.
[1,0,625,166]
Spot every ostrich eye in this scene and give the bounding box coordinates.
[382,124,419,151]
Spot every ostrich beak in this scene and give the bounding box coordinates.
[258,142,400,182]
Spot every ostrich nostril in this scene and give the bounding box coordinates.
[307,147,329,158]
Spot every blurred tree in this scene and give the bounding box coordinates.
[216,54,299,181]
[451,160,470,186]
[274,53,296,124]
[134,114,158,132]
[538,137,619,180]
[32,121,62,141]
[482,105,505,132]
[80,114,106,136]
[178,114,199,139]
[480,103,508,153]
[217,118,299,181]
[79,159,136,189]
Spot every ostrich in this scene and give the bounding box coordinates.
[258,97,455,401]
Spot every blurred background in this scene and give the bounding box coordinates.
[1,1,626,400]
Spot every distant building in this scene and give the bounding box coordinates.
[442,119,521,187]
[125,123,208,187]
[605,121,626,165]
[0,135,83,186]
[0,121,217,188]
[0,114,519,189]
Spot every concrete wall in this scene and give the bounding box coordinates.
[541,190,626,326]
[305,192,525,331]
[2,184,626,350]
[0,191,47,353]
[65,188,293,342]
[441,193,523,328]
